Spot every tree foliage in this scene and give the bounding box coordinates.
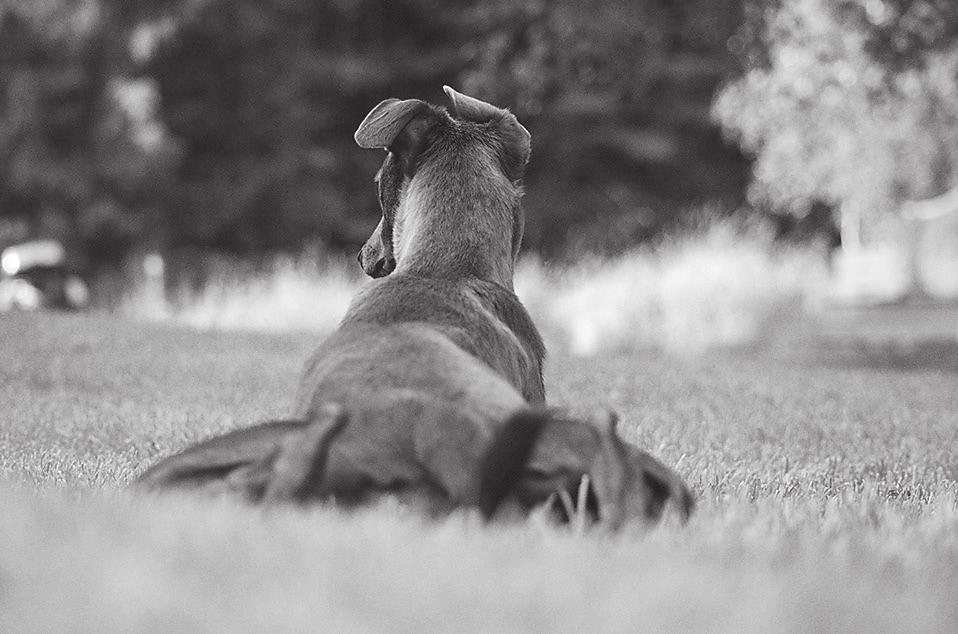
[1,0,753,263]
[0,1,174,264]
[714,0,958,240]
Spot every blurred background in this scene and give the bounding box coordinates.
[0,0,956,360]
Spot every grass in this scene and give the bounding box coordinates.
[121,222,828,357]
[2,310,957,632]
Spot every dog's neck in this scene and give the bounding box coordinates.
[393,153,520,290]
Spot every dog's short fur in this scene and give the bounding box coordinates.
[137,88,693,528]
[345,86,544,404]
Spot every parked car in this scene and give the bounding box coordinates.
[0,240,89,311]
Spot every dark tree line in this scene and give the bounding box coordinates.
[3,0,952,268]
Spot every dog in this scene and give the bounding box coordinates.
[137,87,693,529]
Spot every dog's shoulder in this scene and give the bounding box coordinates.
[334,273,545,403]
[462,279,545,403]
[342,274,466,324]
[466,279,546,366]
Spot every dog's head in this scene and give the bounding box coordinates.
[355,86,531,279]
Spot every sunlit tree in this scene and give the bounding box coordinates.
[714,0,958,296]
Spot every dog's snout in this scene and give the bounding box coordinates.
[370,256,395,278]
[359,241,395,278]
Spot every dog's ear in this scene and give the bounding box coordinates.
[443,86,505,122]
[355,98,443,177]
[443,86,531,181]
[355,98,428,149]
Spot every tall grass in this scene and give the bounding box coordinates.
[122,253,358,335]
[120,221,828,355]
[518,223,826,355]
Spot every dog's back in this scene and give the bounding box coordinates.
[294,274,543,418]
[295,88,544,417]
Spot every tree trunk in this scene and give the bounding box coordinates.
[901,216,930,303]
[839,202,861,252]
[901,183,958,303]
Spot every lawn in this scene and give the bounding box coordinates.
[1,310,957,632]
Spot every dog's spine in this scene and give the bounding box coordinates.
[477,408,550,519]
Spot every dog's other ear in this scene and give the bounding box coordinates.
[443,85,505,122]
[443,85,531,181]
[355,98,443,176]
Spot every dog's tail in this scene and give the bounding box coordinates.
[477,408,551,520]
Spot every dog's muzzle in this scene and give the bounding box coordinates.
[358,246,396,278]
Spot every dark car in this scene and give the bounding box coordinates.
[0,240,89,311]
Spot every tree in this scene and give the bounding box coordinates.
[714,0,958,297]
[0,0,175,266]
[142,0,753,256]
[462,0,750,253]
[3,0,759,262]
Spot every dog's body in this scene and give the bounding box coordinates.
[295,274,544,416]
[137,88,693,528]
[137,397,693,527]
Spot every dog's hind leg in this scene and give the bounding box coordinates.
[414,406,548,520]
[136,419,309,491]
[477,409,549,519]
[260,404,349,503]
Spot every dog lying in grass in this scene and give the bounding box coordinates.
[137,87,693,529]
[137,403,693,529]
